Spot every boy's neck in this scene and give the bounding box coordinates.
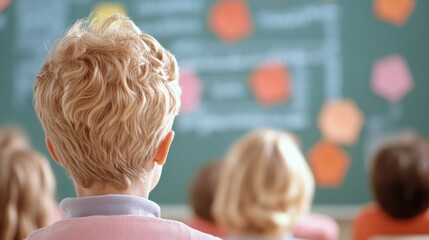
[74,182,150,199]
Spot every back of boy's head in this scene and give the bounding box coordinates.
[371,139,429,219]
[213,129,314,236]
[190,161,222,222]
[34,15,181,189]
[0,149,57,239]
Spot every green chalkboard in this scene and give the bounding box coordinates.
[1,0,429,205]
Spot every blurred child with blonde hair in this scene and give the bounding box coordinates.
[213,129,314,240]
[0,127,58,240]
[0,126,30,152]
[29,14,219,240]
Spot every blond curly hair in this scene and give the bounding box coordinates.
[213,129,314,237]
[34,15,181,189]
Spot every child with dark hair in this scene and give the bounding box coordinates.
[186,161,226,238]
[353,139,429,240]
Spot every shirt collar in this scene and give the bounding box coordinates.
[60,194,161,219]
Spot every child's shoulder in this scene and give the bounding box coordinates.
[355,203,385,221]
[28,215,221,240]
[161,217,222,239]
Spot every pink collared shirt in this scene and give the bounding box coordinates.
[28,195,220,240]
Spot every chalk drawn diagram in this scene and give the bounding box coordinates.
[13,1,68,106]
[364,55,414,166]
[13,1,344,138]
[166,3,344,136]
[364,104,410,166]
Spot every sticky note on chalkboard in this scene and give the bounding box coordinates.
[318,99,364,146]
[0,0,10,12]
[179,69,203,113]
[249,61,292,106]
[309,141,350,188]
[92,3,127,26]
[374,0,415,26]
[208,0,253,43]
[371,55,413,103]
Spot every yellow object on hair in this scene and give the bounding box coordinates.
[91,3,127,26]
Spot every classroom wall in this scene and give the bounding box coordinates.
[1,0,428,209]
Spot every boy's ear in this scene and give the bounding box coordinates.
[154,131,175,166]
[46,137,61,166]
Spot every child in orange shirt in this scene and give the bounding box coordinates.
[353,139,429,240]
